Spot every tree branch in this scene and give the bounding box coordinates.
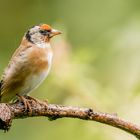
[0,98,140,139]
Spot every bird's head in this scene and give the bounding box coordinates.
[25,24,61,44]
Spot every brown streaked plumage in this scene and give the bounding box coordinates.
[0,24,61,103]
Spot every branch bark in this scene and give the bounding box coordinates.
[0,97,140,139]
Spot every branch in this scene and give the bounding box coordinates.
[0,98,140,139]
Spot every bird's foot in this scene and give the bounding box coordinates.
[25,96,48,106]
[16,94,48,115]
[16,94,32,115]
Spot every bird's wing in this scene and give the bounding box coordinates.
[0,43,33,102]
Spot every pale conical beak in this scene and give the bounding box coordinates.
[50,29,62,38]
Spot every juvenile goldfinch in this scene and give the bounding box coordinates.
[0,24,61,103]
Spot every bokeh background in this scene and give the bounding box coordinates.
[0,0,140,139]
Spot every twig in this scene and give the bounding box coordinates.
[0,98,140,139]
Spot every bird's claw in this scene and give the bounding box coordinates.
[16,94,32,115]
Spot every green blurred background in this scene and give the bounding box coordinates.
[0,0,140,139]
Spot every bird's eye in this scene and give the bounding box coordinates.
[39,30,46,34]
[39,30,51,35]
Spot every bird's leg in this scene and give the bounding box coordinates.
[26,95,48,106]
[16,94,32,115]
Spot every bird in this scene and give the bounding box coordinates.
[0,24,61,106]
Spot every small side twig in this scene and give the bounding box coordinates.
[0,98,140,139]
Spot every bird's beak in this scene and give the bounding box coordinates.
[50,29,62,38]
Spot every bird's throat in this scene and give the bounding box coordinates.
[36,42,51,49]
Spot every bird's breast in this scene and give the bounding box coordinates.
[23,47,53,94]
